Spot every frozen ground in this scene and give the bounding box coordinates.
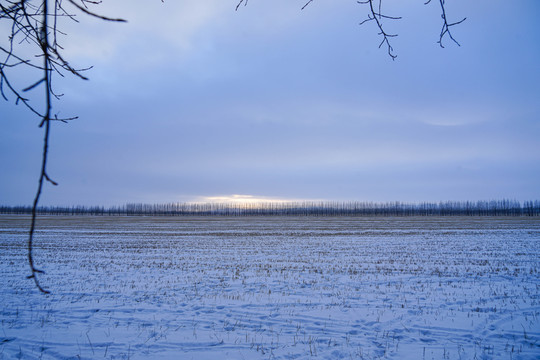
[0,215,539,359]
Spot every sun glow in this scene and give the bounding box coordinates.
[192,194,309,204]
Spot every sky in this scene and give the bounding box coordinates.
[1,0,539,206]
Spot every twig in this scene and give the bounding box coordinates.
[235,0,248,11]
[66,0,126,22]
[358,0,401,60]
[301,0,314,11]
[425,0,466,47]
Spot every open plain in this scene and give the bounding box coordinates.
[1,215,539,359]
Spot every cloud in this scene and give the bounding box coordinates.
[61,1,230,65]
[3,0,539,206]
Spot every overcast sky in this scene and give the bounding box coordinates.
[1,0,539,206]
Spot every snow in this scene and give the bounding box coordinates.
[1,215,539,359]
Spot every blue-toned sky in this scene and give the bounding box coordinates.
[1,0,539,206]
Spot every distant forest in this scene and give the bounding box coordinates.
[1,200,539,217]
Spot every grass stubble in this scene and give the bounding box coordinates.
[0,215,538,359]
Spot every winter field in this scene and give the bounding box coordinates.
[0,215,539,359]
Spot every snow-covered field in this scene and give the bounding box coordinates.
[1,215,539,359]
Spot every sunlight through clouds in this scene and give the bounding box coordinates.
[192,194,316,204]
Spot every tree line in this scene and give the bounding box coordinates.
[1,199,539,217]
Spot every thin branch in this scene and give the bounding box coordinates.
[235,0,248,12]
[27,0,53,295]
[54,113,78,123]
[50,47,91,80]
[0,45,45,70]
[358,0,401,60]
[427,0,466,47]
[0,67,44,117]
[22,77,46,92]
[301,0,314,11]
[66,0,126,22]
[44,172,58,185]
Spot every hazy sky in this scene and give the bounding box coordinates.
[1,0,539,206]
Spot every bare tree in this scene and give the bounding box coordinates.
[1,0,464,293]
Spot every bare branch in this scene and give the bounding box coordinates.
[66,0,126,22]
[358,0,401,60]
[431,0,466,47]
[0,67,44,117]
[22,77,46,92]
[24,0,54,294]
[54,113,78,123]
[44,172,58,185]
[301,0,314,11]
[235,0,248,12]
[1,0,125,294]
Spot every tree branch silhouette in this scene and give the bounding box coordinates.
[237,0,463,59]
[425,0,466,47]
[358,0,401,60]
[1,0,124,294]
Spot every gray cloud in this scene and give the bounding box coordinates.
[1,0,539,206]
